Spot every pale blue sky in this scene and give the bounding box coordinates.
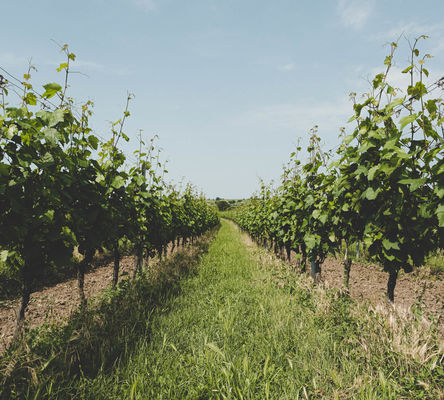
[1,0,443,198]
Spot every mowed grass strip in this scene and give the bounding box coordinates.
[53,220,443,399]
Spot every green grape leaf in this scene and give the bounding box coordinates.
[57,63,69,72]
[42,83,62,99]
[344,134,355,145]
[347,115,357,123]
[95,173,105,183]
[6,124,17,139]
[0,250,8,263]
[399,114,417,131]
[357,142,376,154]
[386,97,404,111]
[382,239,400,250]
[304,233,317,250]
[367,165,379,181]
[398,178,427,191]
[88,135,99,150]
[43,127,61,145]
[363,187,379,200]
[437,204,444,227]
[318,213,328,224]
[40,152,54,165]
[111,176,125,189]
[49,109,65,127]
[434,186,444,199]
[25,92,37,106]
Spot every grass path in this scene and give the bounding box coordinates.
[56,220,443,399]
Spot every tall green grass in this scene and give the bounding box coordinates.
[2,220,442,399]
[425,249,444,275]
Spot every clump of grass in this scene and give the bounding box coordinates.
[425,249,444,276]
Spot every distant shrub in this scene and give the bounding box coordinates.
[216,200,231,211]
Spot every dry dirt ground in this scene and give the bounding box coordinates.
[320,258,444,319]
[288,255,444,336]
[0,253,154,353]
[0,240,190,353]
[234,222,443,335]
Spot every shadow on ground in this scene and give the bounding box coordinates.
[0,227,219,400]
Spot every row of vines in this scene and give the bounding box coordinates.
[0,45,219,338]
[230,38,443,301]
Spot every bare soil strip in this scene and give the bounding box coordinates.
[232,221,443,335]
[0,256,139,352]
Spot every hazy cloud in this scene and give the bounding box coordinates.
[432,37,444,54]
[74,59,106,71]
[0,54,134,78]
[278,63,296,71]
[0,52,30,68]
[72,59,133,76]
[232,99,352,138]
[337,0,373,30]
[133,0,157,12]
[371,21,444,42]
